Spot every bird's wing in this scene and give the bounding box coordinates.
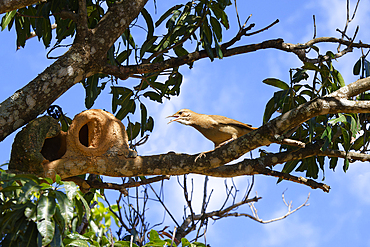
[209,115,257,130]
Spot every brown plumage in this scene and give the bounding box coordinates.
[167,109,257,148]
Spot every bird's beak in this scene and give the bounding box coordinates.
[167,114,179,124]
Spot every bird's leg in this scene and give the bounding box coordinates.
[216,136,237,148]
[194,151,208,162]
[195,137,237,162]
[195,136,239,162]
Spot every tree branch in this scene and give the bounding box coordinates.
[0,0,40,14]
[34,77,369,193]
[244,192,310,224]
[0,0,148,142]
[74,0,89,43]
[66,175,170,193]
[101,38,370,80]
[323,148,370,162]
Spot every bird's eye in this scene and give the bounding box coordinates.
[178,111,182,115]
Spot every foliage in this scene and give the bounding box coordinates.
[263,53,368,179]
[1,0,370,245]
[0,171,90,246]
[0,0,231,142]
[0,169,207,246]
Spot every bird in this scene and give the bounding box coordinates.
[167,109,258,148]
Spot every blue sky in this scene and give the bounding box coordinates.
[1,0,370,246]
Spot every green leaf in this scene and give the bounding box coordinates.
[23,221,38,246]
[203,34,214,61]
[0,185,22,192]
[63,181,78,201]
[343,158,349,172]
[114,241,139,247]
[155,5,183,27]
[350,115,360,138]
[292,69,309,83]
[121,29,135,48]
[166,9,181,30]
[173,45,188,57]
[127,122,141,140]
[210,16,222,42]
[263,78,289,90]
[55,191,74,223]
[140,36,157,58]
[141,8,154,39]
[107,45,117,65]
[41,2,52,20]
[306,157,319,179]
[146,116,154,132]
[116,49,132,64]
[37,195,56,221]
[353,58,361,75]
[83,73,103,109]
[66,239,90,247]
[116,99,136,120]
[181,238,191,247]
[42,17,52,48]
[55,174,61,184]
[211,4,229,29]
[149,229,161,241]
[332,69,345,87]
[53,207,65,236]
[340,127,350,151]
[50,225,62,247]
[317,156,325,171]
[263,97,278,124]
[24,203,37,221]
[1,10,17,31]
[352,134,365,151]
[302,62,321,72]
[202,21,212,46]
[37,195,56,245]
[328,113,346,125]
[76,193,90,221]
[111,86,118,113]
[140,103,147,137]
[320,126,332,151]
[111,86,134,115]
[143,92,163,103]
[214,37,223,59]
[18,181,40,204]
[277,160,299,183]
[309,45,319,53]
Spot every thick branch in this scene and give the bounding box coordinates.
[0,46,92,142]
[0,0,148,142]
[0,0,39,14]
[36,79,369,192]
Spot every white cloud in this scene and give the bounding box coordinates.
[260,213,319,247]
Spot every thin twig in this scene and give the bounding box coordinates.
[234,0,242,29]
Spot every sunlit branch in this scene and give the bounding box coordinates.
[101,38,370,80]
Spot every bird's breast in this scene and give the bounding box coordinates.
[192,124,238,146]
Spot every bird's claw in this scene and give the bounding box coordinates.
[195,152,206,162]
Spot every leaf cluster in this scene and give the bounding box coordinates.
[263,52,368,179]
[115,229,205,247]
[0,171,92,246]
[81,0,232,144]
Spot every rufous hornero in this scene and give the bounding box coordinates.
[167,109,257,150]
